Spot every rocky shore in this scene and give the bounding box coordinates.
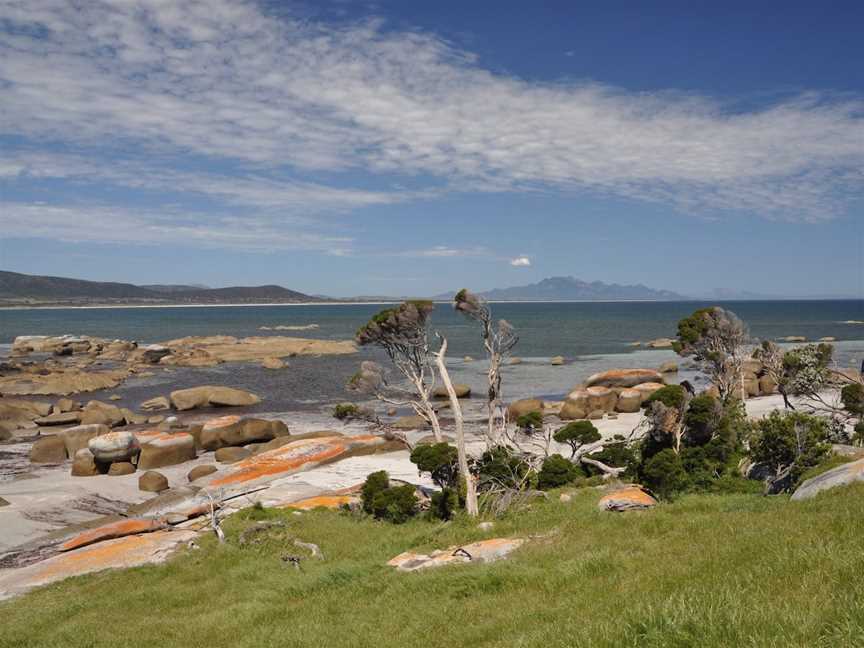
[1,330,860,600]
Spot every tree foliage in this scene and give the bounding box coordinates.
[748,411,830,491]
[409,442,459,489]
[553,421,601,458]
[537,454,582,490]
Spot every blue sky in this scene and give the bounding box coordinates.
[1,0,862,298]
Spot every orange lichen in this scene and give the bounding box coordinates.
[202,415,241,431]
[283,495,357,510]
[60,518,166,552]
[597,485,657,510]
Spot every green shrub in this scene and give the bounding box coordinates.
[537,454,582,490]
[749,411,830,490]
[429,487,459,521]
[641,448,689,499]
[643,384,686,411]
[369,484,418,524]
[410,443,459,488]
[361,470,390,514]
[516,411,543,433]
[841,383,864,416]
[553,421,601,458]
[584,442,637,479]
[854,421,864,447]
[475,445,531,491]
[333,403,360,420]
[683,393,721,446]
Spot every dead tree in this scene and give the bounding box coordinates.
[433,334,479,517]
[454,289,518,446]
[354,301,443,441]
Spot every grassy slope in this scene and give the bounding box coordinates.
[3,485,864,648]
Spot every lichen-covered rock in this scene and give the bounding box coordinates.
[60,518,168,551]
[507,398,544,420]
[169,385,261,411]
[433,383,471,399]
[136,432,196,470]
[140,396,171,411]
[198,416,289,450]
[586,386,617,413]
[597,485,657,511]
[391,415,429,430]
[586,369,665,388]
[29,435,67,464]
[107,461,136,476]
[388,538,525,571]
[559,391,589,420]
[187,465,218,482]
[285,494,358,510]
[615,388,642,413]
[633,382,665,402]
[214,446,251,464]
[33,411,81,426]
[139,470,169,492]
[59,423,110,457]
[79,401,125,427]
[88,431,139,463]
[791,458,864,501]
[71,448,99,477]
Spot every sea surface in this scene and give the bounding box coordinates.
[2,301,863,410]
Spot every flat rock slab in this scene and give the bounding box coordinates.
[791,458,864,501]
[283,494,358,510]
[60,518,167,552]
[204,434,401,493]
[388,538,525,572]
[597,485,658,511]
[0,529,195,600]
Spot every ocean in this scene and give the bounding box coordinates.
[2,301,863,410]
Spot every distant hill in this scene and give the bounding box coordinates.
[0,271,318,306]
[435,276,687,301]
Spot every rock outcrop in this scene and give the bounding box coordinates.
[597,485,657,511]
[169,386,261,411]
[791,458,864,501]
[388,538,524,571]
[585,368,665,388]
[136,432,197,470]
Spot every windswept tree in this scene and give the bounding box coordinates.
[673,307,749,404]
[353,301,443,441]
[454,289,518,445]
[753,340,795,409]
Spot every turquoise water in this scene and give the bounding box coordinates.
[2,300,863,357]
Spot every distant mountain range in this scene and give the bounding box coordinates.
[434,276,687,301]
[0,271,317,305]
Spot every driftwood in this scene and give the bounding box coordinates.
[294,539,323,559]
[579,457,626,479]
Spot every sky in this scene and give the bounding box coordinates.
[1,0,863,298]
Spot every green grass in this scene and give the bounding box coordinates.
[4,484,864,648]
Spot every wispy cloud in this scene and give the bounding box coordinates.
[510,256,531,267]
[0,0,862,258]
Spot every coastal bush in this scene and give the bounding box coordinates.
[333,403,360,420]
[537,454,582,490]
[854,421,864,446]
[516,411,543,434]
[369,484,418,524]
[683,393,722,446]
[841,383,864,416]
[361,471,391,515]
[429,487,459,521]
[583,441,637,479]
[553,421,600,458]
[474,445,531,492]
[749,411,830,491]
[643,384,686,411]
[641,448,689,499]
[410,443,459,488]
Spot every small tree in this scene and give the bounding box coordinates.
[781,343,842,415]
[749,410,830,492]
[354,301,443,441]
[673,307,749,404]
[553,421,601,459]
[753,340,795,409]
[454,289,518,446]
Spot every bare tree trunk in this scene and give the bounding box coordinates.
[434,336,479,517]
